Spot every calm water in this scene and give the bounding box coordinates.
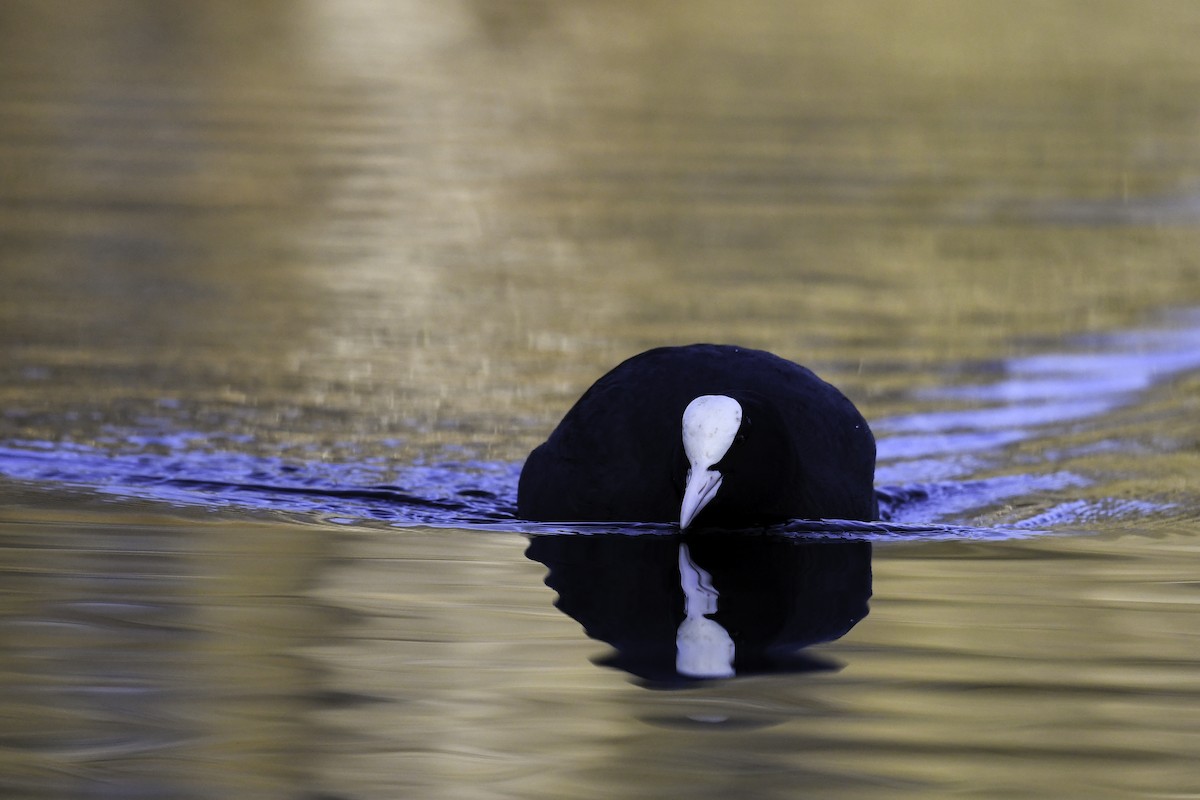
[3,2,1200,798]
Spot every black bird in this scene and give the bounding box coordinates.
[517,344,878,527]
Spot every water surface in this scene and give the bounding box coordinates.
[2,2,1200,798]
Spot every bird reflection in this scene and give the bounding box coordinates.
[525,532,871,685]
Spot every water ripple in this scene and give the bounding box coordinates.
[2,310,1200,536]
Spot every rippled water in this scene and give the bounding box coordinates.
[3,2,1200,798]
[2,310,1198,534]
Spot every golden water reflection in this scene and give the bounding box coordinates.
[2,1,1200,798]
[4,1,1200,463]
[0,506,334,798]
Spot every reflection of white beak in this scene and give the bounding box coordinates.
[676,543,735,678]
[679,468,723,530]
[676,616,735,678]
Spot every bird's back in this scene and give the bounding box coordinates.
[518,344,877,523]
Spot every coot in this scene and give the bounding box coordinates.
[518,344,878,527]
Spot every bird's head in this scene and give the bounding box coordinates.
[679,394,745,530]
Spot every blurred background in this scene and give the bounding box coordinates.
[4,0,1200,461]
[1,2,1199,798]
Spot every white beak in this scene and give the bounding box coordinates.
[678,395,742,530]
[679,468,723,530]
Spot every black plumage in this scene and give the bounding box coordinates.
[518,344,878,526]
